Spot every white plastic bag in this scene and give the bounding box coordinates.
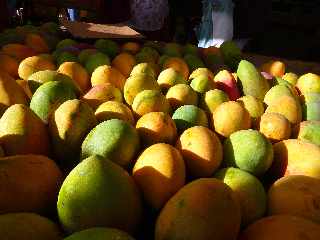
[196,0,234,48]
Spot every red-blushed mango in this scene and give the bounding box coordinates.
[239,215,320,240]
[112,52,136,77]
[57,156,142,234]
[0,53,19,78]
[268,139,320,181]
[16,79,33,99]
[214,69,240,100]
[49,99,97,171]
[176,126,222,178]
[95,101,135,125]
[82,83,122,110]
[123,73,160,105]
[214,167,267,227]
[261,60,286,77]
[0,213,63,240]
[132,143,186,210]
[268,175,320,223]
[122,41,141,54]
[266,95,302,125]
[200,89,229,114]
[1,43,36,61]
[0,154,62,214]
[25,33,50,54]
[81,119,140,168]
[223,129,274,176]
[64,227,135,240]
[136,112,177,146]
[155,178,241,240]
[0,104,50,156]
[91,65,126,91]
[157,68,186,90]
[259,113,291,142]
[0,71,28,115]
[213,101,251,137]
[163,57,189,80]
[132,90,171,118]
[58,62,90,93]
[296,73,320,95]
[166,83,198,109]
[18,55,55,80]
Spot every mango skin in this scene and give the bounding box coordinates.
[0,71,28,115]
[268,175,320,223]
[224,129,274,177]
[166,84,198,109]
[49,99,97,171]
[64,227,135,240]
[215,167,267,227]
[239,215,320,240]
[133,143,186,210]
[0,154,63,214]
[0,104,50,156]
[237,60,270,100]
[213,101,251,138]
[268,139,320,181]
[81,119,140,167]
[57,156,142,234]
[296,120,320,146]
[132,90,171,118]
[155,178,241,240]
[0,213,62,240]
[18,55,55,80]
[30,81,77,123]
[296,73,320,95]
[176,126,223,178]
[200,89,229,114]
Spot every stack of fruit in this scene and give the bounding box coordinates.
[0,22,320,240]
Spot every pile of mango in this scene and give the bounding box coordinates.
[1,22,320,240]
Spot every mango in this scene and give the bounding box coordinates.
[172,105,208,133]
[0,53,19,78]
[220,40,242,71]
[190,73,215,94]
[1,43,36,61]
[0,104,50,155]
[0,213,62,240]
[18,55,55,80]
[237,95,264,126]
[224,129,274,176]
[283,72,298,85]
[81,119,140,167]
[0,71,28,115]
[85,52,110,74]
[176,126,222,178]
[296,120,320,145]
[91,65,126,90]
[183,54,205,72]
[237,60,270,100]
[64,227,135,240]
[49,99,97,171]
[136,112,177,146]
[95,101,135,125]
[58,62,91,93]
[200,89,229,114]
[296,73,320,95]
[239,215,320,240]
[157,68,186,90]
[130,62,157,79]
[133,143,185,210]
[215,167,267,226]
[163,57,189,80]
[0,155,62,214]
[94,39,119,58]
[122,41,141,54]
[123,73,159,105]
[268,175,320,223]
[25,33,50,54]
[213,101,251,137]
[57,156,142,233]
[166,83,198,109]
[132,90,171,118]
[214,70,240,100]
[30,81,77,123]
[82,83,122,110]
[259,113,291,142]
[155,178,241,240]
[261,60,286,77]
[112,52,136,77]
